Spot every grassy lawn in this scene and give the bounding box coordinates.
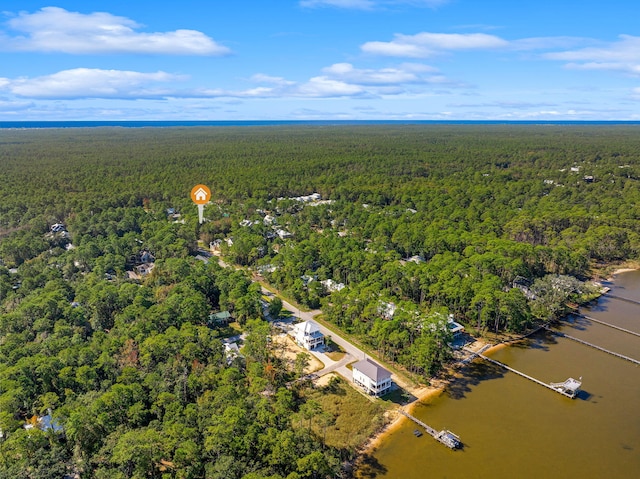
[215,321,243,339]
[379,387,414,406]
[305,376,389,450]
[324,341,346,361]
[325,351,346,361]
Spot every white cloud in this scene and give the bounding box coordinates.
[301,0,375,8]
[360,41,427,58]
[362,32,508,57]
[5,68,185,99]
[0,99,34,112]
[448,101,557,110]
[2,7,230,55]
[300,0,449,9]
[511,36,594,51]
[201,76,368,99]
[546,35,640,77]
[295,77,365,97]
[565,62,640,76]
[322,62,434,84]
[249,74,296,86]
[546,35,640,62]
[201,62,450,99]
[0,61,457,103]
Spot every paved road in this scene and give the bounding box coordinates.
[210,253,400,389]
[268,289,367,361]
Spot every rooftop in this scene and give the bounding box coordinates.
[353,358,391,382]
[292,320,323,338]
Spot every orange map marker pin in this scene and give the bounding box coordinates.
[191,184,211,223]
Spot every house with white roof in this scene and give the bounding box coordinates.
[290,321,324,350]
[321,279,345,292]
[224,342,242,365]
[352,358,392,396]
[378,301,397,320]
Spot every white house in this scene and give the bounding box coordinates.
[135,262,155,277]
[352,358,392,396]
[276,229,293,239]
[321,279,345,293]
[447,315,465,338]
[224,342,241,365]
[291,321,324,350]
[378,301,396,320]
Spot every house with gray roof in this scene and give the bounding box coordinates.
[352,358,392,396]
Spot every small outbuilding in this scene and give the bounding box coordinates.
[447,315,465,338]
[209,311,232,327]
[352,358,392,396]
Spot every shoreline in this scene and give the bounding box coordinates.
[607,267,638,280]
[353,267,639,473]
[357,339,501,458]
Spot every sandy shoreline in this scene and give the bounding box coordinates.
[355,267,639,470]
[358,339,502,457]
[608,267,638,279]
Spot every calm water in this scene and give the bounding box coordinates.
[360,271,640,479]
[2,121,640,129]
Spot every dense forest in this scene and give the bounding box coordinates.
[0,125,638,477]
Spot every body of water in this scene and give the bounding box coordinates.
[359,271,640,479]
[2,120,640,129]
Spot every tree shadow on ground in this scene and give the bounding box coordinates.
[379,386,416,406]
[320,376,347,396]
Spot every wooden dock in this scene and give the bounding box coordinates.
[577,314,640,338]
[475,352,579,398]
[606,293,640,306]
[546,327,640,365]
[398,409,461,449]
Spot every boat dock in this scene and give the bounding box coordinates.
[546,327,640,365]
[472,351,581,398]
[398,409,462,449]
[606,293,640,306]
[576,314,640,338]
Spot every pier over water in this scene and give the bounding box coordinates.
[398,409,461,449]
[606,293,640,306]
[473,352,581,398]
[362,270,640,479]
[576,313,640,338]
[546,327,640,365]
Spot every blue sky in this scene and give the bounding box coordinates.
[1,0,639,120]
